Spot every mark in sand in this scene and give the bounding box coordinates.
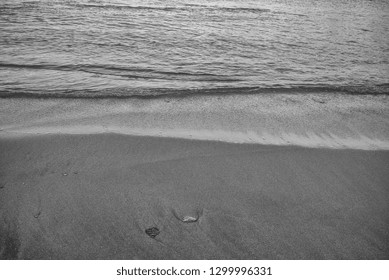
[0,183,5,189]
[172,208,202,223]
[33,210,41,219]
[312,97,326,104]
[145,227,160,238]
[0,228,20,259]
[182,216,199,223]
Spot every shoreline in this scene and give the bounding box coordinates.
[1,129,389,150]
[1,93,389,150]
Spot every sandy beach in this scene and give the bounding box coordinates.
[2,0,389,270]
[1,132,388,259]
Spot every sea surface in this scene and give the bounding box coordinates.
[0,0,388,98]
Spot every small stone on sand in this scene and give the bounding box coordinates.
[34,211,41,219]
[182,216,198,223]
[145,227,160,238]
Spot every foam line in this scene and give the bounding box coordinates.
[2,126,389,150]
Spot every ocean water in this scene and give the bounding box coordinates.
[0,0,388,98]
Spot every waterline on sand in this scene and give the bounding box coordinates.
[2,126,389,150]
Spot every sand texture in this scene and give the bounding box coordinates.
[0,133,388,259]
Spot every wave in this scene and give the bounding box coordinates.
[1,85,388,99]
[0,62,240,82]
[75,4,180,11]
[74,3,271,13]
[0,1,275,17]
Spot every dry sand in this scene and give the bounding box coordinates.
[0,133,388,259]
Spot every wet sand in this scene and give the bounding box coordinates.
[0,133,388,259]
